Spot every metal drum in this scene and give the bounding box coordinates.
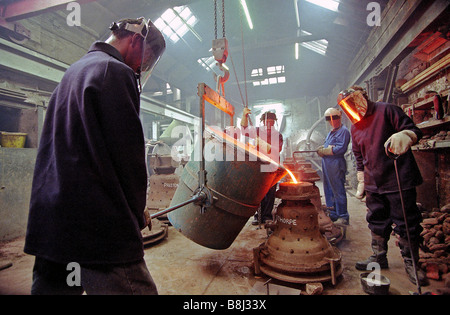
[168,128,287,249]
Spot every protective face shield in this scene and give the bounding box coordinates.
[111,17,166,91]
[138,19,166,90]
[337,89,368,124]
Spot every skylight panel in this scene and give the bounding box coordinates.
[251,65,286,86]
[155,5,198,43]
[197,56,217,71]
[267,65,285,75]
[301,39,328,56]
[161,9,176,22]
[251,68,263,77]
[299,30,328,56]
[305,0,339,12]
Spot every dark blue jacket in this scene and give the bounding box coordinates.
[24,42,148,264]
[351,102,423,193]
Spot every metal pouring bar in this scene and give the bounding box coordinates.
[150,83,231,222]
[166,82,288,249]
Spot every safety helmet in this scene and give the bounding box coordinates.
[324,107,341,120]
[337,87,368,124]
[260,111,277,121]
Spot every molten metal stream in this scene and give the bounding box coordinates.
[285,169,299,184]
[206,126,298,184]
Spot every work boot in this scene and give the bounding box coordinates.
[355,233,389,271]
[398,238,429,286]
[335,218,349,226]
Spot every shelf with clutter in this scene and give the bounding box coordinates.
[393,29,450,211]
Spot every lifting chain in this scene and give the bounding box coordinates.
[213,0,229,95]
[214,0,225,39]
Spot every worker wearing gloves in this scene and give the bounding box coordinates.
[317,108,351,225]
[337,86,428,286]
[24,18,165,294]
[241,108,283,225]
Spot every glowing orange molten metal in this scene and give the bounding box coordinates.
[285,168,299,184]
[206,126,297,183]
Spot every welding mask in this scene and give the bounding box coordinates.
[337,89,368,124]
[110,17,166,90]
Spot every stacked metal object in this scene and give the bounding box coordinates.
[282,153,344,243]
[142,142,179,246]
[254,181,343,284]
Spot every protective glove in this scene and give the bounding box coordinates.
[256,136,271,154]
[355,171,365,199]
[240,108,252,128]
[317,145,334,157]
[384,130,418,155]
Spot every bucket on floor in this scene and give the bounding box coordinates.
[0,132,27,148]
[168,127,287,249]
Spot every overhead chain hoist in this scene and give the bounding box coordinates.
[212,0,229,96]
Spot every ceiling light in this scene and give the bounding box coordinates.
[305,0,339,12]
[240,0,253,30]
[294,0,300,28]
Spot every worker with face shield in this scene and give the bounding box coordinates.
[337,86,428,286]
[25,18,165,295]
[317,108,351,225]
[241,109,283,225]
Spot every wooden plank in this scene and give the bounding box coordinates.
[347,0,449,87]
[347,0,423,85]
[21,13,96,65]
[349,0,412,71]
[401,53,450,92]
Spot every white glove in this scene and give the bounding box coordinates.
[317,145,333,157]
[385,130,417,155]
[240,108,251,127]
[355,171,365,199]
[256,136,271,154]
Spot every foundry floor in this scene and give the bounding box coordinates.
[0,187,447,295]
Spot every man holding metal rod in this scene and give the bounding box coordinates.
[337,86,428,288]
[316,108,351,226]
[241,108,283,225]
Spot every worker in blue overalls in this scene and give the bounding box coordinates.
[317,107,351,225]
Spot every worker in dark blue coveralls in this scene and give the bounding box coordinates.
[317,107,351,225]
[24,17,166,295]
[337,86,427,286]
